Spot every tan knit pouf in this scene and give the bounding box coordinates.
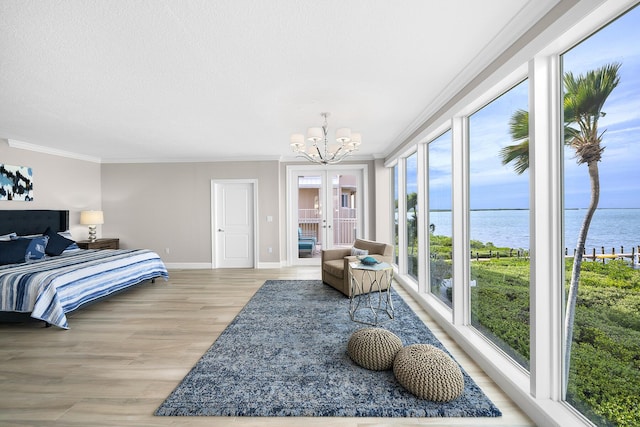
[347,327,403,371]
[393,344,464,402]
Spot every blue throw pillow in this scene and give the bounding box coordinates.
[20,236,49,261]
[0,239,31,265]
[43,227,74,256]
[360,256,380,265]
[58,230,79,251]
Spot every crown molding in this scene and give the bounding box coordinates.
[102,155,284,164]
[6,140,288,164]
[7,139,102,163]
[6,139,401,166]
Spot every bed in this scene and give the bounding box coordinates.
[0,210,169,329]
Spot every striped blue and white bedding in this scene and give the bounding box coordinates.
[0,249,168,329]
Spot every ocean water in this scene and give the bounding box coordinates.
[429,208,640,252]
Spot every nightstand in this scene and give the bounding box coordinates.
[77,238,120,250]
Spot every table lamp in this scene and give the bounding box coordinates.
[80,210,104,242]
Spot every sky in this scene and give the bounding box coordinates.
[405,5,640,210]
[562,5,640,209]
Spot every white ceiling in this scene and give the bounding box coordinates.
[0,0,559,163]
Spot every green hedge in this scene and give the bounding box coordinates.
[470,258,531,365]
[469,258,639,427]
[566,261,640,427]
[403,234,638,425]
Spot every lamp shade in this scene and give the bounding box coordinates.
[335,128,351,143]
[290,133,305,151]
[290,133,305,145]
[306,127,323,142]
[80,210,104,225]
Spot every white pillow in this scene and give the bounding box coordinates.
[351,247,368,256]
[58,230,74,240]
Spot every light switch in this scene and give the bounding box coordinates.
[266,215,273,222]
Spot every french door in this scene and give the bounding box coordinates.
[287,165,367,265]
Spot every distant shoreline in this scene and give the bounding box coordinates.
[448,207,640,212]
[428,208,640,251]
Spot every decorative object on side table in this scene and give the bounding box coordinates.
[358,255,380,266]
[80,210,104,242]
[76,238,119,250]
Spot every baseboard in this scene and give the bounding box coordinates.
[164,262,284,269]
[164,262,212,269]
[256,261,284,269]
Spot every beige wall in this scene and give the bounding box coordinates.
[0,140,389,266]
[0,140,102,239]
[101,160,281,266]
[374,159,392,243]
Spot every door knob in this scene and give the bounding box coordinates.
[218,228,224,232]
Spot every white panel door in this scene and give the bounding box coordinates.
[213,181,255,268]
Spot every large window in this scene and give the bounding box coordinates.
[393,164,399,265]
[387,3,639,426]
[406,152,418,279]
[428,131,453,307]
[561,6,640,426]
[468,80,530,369]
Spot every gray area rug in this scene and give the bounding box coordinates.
[155,280,502,417]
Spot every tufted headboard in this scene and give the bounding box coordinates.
[0,210,69,236]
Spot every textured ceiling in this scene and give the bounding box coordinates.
[0,0,559,163]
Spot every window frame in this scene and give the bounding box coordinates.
[386,1,638,425]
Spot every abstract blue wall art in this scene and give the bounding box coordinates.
[0,164,33,201]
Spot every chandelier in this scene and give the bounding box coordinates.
[290,112,361,165]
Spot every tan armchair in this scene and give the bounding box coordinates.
[321,238,394,297]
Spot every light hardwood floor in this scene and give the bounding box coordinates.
[0,267,535,426]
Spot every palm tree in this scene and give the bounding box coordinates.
[407,192,418,276]
[407,192,418,251]
[500,63,621,388]
[499,109,529,174]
